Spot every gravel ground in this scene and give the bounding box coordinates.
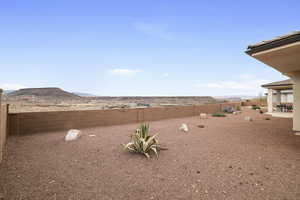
[1,108,300,200]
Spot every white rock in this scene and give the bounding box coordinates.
[233,111,242,115]
[179,124,189,132]
[65,129,81,141]
[200,113,208,119]
[244,116,253,121]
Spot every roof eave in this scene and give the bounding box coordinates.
[246,33,300,55]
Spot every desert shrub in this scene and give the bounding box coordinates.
[252,105,260,110]
[223,106,234,113]
[236,105,241,111]
[212,113,226,117]
[123,123,159,158]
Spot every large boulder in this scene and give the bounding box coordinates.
[179,124,189,132]
[244,116,253,122]
[65,129,81,141]
[200,113,208,119]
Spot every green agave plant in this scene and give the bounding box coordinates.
[123,123,159,158]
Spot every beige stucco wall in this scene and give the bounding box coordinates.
[292,72,300,131]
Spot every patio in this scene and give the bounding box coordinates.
[266,112,293,118]
[0,108,300,200]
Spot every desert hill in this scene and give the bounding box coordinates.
[7,87,81,100]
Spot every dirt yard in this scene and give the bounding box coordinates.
[1,108,300,200]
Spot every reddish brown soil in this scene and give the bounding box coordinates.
[1,108,300,200]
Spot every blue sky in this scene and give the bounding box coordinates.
[1,0,299,96]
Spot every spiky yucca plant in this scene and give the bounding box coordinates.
[123,123,159,158]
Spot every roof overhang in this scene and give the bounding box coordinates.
[262,84,293,90]
[246,32,300,75]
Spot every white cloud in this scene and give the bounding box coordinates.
[162,73,169,77]
[132,22,174,41]
[109,69,142,77]
[0,83,26,90]
[239,74,256,80]
[194,75,271,95]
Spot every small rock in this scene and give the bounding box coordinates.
[265,117,270,120]
[236,111,242,114]
[65,129,81,141]
[295,132,300,136]
[249,172,254,176]
[197,170,201,174]
[205,190,209,194]
[49,180,55,184]
[197,125,205,128]
[244,116,253,122]
[179,124,189,132]
[200,113,208,119]
[89,134,96,137]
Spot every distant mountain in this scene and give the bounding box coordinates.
[214,95,258,101]
[7,87,81,100]
[3,90,15,95]
[73,92,98,97]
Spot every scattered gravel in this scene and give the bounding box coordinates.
[1,108,300,199]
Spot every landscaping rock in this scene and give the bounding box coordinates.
[200,113,207,119]
[244,116,253,122]
[179,124,189,132]
[233,111,242,115]
[65,129,81,141]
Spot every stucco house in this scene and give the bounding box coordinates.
[262,79,293,113]
[246,31,300,132]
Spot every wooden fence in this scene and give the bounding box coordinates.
[8,102,240,135]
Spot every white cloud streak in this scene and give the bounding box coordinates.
[162,73,169,77]
[109,69,142,77]
[194,74,271,95]
[0,83,26,90]
[132,22,174,41]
